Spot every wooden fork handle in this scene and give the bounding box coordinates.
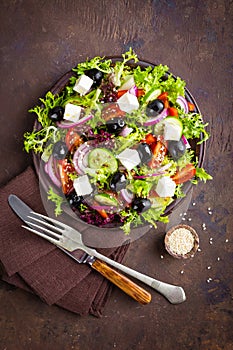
[91,259,151,305]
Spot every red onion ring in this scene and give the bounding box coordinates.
[120,189,134,203]
[47,156,61,187]
[176,96,189,113]
[73,143,92,175]
[133,172,165,179]
[144,108,168,126]
[181,135,191,149]
[56,114,93,129]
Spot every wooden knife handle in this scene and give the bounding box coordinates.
[91,259,151,304]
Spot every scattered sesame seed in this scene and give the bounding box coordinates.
[206,278,212,283]
[203,227,207,231]
[217,257,220,261]
[160,255,164,259]
[180,213,183,217]
[202,223,206,227]
[210,237,213,240]
[208,207,211,211]
[207,266,211,270]
[180,270,184,274]
[209,241,213,245]
[192,202,196,206]
[188,218,192,221]
[182,217,186,221]
[225,239,229,243]
[183,212,187,216]
[208,211,212,215]
[197,248,202,252]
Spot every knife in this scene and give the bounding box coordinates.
[8,194,151,304]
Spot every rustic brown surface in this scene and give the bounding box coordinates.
[0,1,232,349]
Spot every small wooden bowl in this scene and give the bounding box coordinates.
[164,224,199,259]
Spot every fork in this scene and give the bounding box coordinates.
[23,212,186,304]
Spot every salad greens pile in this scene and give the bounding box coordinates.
[24,48,212,234]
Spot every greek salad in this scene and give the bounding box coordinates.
[24,49,212,234]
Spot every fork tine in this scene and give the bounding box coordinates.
[22,225,60,246]
[31,212,66,230]
[27,215,64,234]
[24,220,62,240]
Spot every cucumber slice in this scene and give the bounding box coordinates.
[143,88,161,103]
[163,117,183,141]
[94,193,118,206]
[88,148,118,173]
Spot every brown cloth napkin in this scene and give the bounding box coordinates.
[0,167,129,317]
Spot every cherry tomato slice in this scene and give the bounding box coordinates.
[144,133,157,145]
[65,129,83,152]
[58,159,75,195]
[188,102,195,112]
[171,163,196,184]
[149,141,167,168]
[167,107,178,117]
[101,103,126,121]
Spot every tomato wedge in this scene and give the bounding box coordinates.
[188,102,195,112]
[167,107,178,117]
[117,88,145,99]
[157,91,169,109]
[149,141,167,168]
[58,159,75,195]
[101,103,126,121]
[65,129,83,152]
[144,133,157,145]
[171,163,196,184]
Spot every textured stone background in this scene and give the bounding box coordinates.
[0,1,232,349]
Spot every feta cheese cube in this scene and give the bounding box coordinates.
[117,92,139,113]
[117,148,141,170]
[64,103,82,123]
[73,175,93,196]
[156,177,176,197]
[73,74,93,95]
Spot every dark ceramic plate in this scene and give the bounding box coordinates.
[33,58,206,248]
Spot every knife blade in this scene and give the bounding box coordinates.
[8,194,151,304]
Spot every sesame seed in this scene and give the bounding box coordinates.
[180,270,184,274]
[207,266,211,270]
[192,202,196,206]
[188,218,192,221]
[183,212,187,216]
[217,257,220,261]
[208,211,212,215]
[202,223,206,227]
[225,239,229,243]
[182,217,186,221]
[197,248,202,252]
[203,227,207,231]
[180,213,183,217]
[160,255,164,259]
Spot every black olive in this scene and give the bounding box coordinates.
[109,172,127,192]
[52,141,68,160]
[146,99,164,117]
[85,68,103,87]
[131,197,151,213]
[167,139,186,160]
[66,190,83,209]
[106,118,125,135]
[137,143,152,163]
[48,106,64,122]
